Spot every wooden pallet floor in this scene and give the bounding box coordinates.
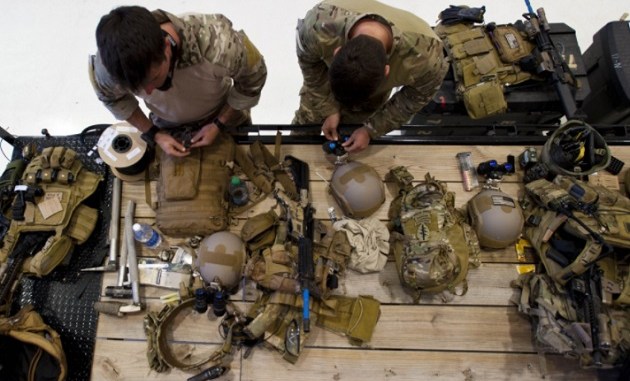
[91,144,630,381]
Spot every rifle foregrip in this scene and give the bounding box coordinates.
[298,237,313,333]
[303,288,310,333]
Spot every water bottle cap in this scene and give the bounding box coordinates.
[231,176,241,186]
[132,223,142,231]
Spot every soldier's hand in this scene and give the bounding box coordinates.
[155,132,190,157]
[322,112,341,140]
[190,124,220,149]
[343,127,371,153]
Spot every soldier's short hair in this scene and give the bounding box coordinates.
[96,6,165,91]
[329,35,387,107]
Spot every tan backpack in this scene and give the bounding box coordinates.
[155,133,235,237]
[0,305,67,381]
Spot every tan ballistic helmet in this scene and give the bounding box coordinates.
[195,231,245,290]
[329,161,385,219]
[468,188,524,249]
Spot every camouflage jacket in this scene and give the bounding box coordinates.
[295,0,448,137]
[89,10,267,125]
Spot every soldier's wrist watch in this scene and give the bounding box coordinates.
[140,125,160,146]
[213,117,228,131]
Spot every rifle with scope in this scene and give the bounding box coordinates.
[522,1,581,120]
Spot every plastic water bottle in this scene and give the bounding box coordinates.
[228,176,249,206]
[132,222,162,250]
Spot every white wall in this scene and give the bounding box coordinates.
[0,1,627,167]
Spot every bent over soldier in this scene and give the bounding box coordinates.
[294,0,448,153]
[89,6,267,157]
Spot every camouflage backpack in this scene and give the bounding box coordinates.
[387,167,480,301]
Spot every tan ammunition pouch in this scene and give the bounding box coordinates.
[388,168,480,301]
[0,305,67,381]
[0,147,102,277]
[436,22,536,119]
[155,133,235,237]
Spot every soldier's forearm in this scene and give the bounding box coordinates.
[125,108,153,133]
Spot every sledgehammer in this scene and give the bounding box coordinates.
[94,200,143,316]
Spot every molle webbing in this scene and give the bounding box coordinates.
[435,22,535,119]
[388,168,479,300]
[155,132,234,237]
[0,147,101,277]
[523,178,630,285]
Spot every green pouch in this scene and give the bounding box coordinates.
[462,80,507,119]
[316,295,381,345]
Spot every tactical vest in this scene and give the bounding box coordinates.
[522,177,630,286]
[239,206,380,363]
[435,21,536,119]
[388,167,480,301]
[0,147,102,278]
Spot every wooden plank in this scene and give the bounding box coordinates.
[97,301,534,352]
[92,340,599,381]
[241,348,599,381]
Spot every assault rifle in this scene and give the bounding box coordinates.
[0,158,28,241]
[522,2,581,119]
[285,155,315,333]
[569,266,608,366]
[0,232,50,314]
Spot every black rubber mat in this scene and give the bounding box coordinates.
[10,126,112,381]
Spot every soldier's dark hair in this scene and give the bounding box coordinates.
[329,35,387,107]
[96,6,165,90]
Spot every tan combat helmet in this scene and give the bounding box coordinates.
[468,188,524,249]
[195,231,245,290]
[329,161,385,219]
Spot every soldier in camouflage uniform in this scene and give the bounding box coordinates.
[89,6,267,157]
[294,0,448,153]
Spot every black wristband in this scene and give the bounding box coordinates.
[213,117,228,131]
[140,125,160,146]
